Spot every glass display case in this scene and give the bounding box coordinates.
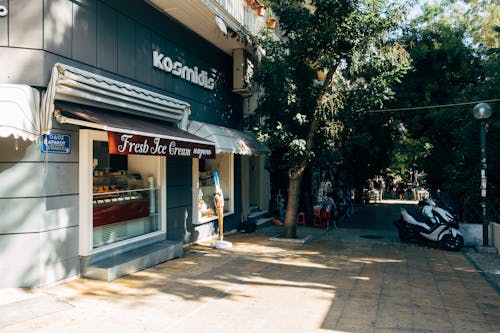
[93,173,145,223]
[91,174,161,247]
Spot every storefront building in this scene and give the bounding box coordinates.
[0,0,269,287]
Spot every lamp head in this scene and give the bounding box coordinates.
[473,103,492,120]
[215,16,227,35]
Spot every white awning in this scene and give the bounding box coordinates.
[42,63,191,134]
[187,121,270,155]
[0,84,41,142]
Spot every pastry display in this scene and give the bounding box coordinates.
[92,171,145,204]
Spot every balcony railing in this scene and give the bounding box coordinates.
[213,0,264,36]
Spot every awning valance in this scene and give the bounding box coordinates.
[55,103,215,159]
[43,63,191,135]
[0,84,40,142]
[187,121,270,155]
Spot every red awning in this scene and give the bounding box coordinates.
[54,102,215,159]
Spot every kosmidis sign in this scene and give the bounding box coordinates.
[108,132,215,159]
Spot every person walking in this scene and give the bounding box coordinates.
[397,181,405,200]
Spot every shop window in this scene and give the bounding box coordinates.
[242,155,270,216]
[249,156,262,209]
[79,130,166,255]
[195,153,234,223]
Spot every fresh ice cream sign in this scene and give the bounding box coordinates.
[107,132,215,159]
[153,50,216,90]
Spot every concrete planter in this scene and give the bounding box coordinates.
[491,222,500,254]
[459,223,483,247]
[459,222,500,253]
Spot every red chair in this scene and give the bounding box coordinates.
[297,212,306,226]
[321,210,332,228]
[313,207,324,228]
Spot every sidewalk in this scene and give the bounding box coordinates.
[1,225,499,332]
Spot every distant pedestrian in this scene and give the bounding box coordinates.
[397,182,405,200]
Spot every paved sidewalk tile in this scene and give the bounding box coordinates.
[1,226,499,333]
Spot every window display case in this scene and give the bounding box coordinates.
[195,154,233,223]
[92,173,151,226]
[91,172,160,247]
[197,169,231,221]
[79,130,165,253]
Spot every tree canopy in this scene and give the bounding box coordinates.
[386,0,499,219]
[250,0,411,237]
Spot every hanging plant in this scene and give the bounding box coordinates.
[256,5,266,16]
[249,1,259,10]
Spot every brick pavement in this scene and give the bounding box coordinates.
[1,225,499,333]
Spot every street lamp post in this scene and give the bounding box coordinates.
[472,103,493,247]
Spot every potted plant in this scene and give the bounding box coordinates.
[266,17,276,29]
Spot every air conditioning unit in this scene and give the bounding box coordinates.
[232,48,254,96]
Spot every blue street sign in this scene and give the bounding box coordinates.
[41,133,71,154]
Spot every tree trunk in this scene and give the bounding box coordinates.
[283,120,318,238]
[283,167,304,238]
[282,69,336,238]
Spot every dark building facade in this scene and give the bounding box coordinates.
[0,0,270,287]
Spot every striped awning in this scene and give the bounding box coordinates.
[0,84,40,142]
[43,63,191,134]
[187,121,270,155]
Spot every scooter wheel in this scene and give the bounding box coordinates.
[398,230,411,243]
[440,234,464,251]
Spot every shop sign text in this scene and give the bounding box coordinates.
[41,133,71,154]
[153,50,216,90]
[108,132,215,159]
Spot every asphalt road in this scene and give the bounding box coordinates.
[337,199,418,230]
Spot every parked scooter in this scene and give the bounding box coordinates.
[418,197,459,229]
[394,199,464,251]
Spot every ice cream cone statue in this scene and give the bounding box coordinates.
[214,190,224,241]
[211,171,231,249]
[212,170,224,241]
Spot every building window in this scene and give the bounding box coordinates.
[79,130,166,255]
[195,153,234,223]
